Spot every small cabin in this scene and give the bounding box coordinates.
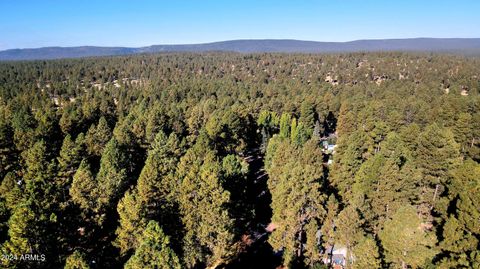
[323,245,348,268]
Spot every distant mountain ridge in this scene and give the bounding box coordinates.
[1,38,480,61]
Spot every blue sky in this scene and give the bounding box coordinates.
[0,0,479,50]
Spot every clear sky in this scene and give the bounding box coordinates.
[0,0,479,50]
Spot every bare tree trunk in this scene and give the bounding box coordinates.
[328,244,334,268]
[297,211,307,259]
[431,184,440,210]
[297,229,303,258]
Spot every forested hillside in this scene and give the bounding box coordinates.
[0,52,479,269]
[2,38,480,60]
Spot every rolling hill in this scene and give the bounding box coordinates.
[1,38,480,61]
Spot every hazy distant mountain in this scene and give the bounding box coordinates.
[0,46,136,61]
[1,38,480,61]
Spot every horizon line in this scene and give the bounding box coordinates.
[3,37,480,51]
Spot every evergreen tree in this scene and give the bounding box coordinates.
[452,160,480,238]
[290,117,310,146]
[416,124,460,213]
[145,105,169,144]
[453,112,472,154]
[335,205,364,269]
[221,154,249,227]
[467,112,480,161]
[85,116,112,156]
[336,102,356,137]
[2,141,59,268]
[438,160,480,268]
[312,120,323,139]
[299,100,315,135]
[379,205,437,269]
[34,102,60,145]
[57,134,85,204]
[438,216,478,268]
[124,221,181,269]
[0,172,22,211]
[136,131,181,217]
[178,142,235,268]
[290,117,298,144]
[2,205,35,267]
[279,112,292,139]
[352,235,381,269]
[353,133,420,232]
[55,133,87,253]
[64,250,90,269]
[94,137,128,214]
[0,121,17,180]
[11,107,37,152]
[58,134,85,180]
[115,190,144,255]
[320,195,339,256]
[267,138,326,266]
[70,160,97,211]
[257,110,279,131]
[399,123,420,153]
[115,131,182,254]
[330,131,371,201]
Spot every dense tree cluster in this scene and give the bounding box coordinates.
[0,52,479,268]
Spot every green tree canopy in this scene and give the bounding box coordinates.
[379,205,437,269]
[64,250,90,269]
[124,221,181,269]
